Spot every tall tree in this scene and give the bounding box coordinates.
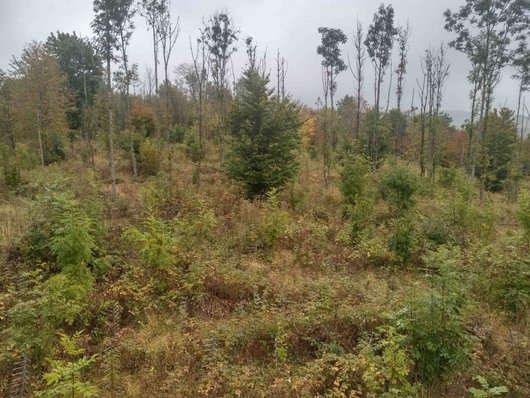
[512,38,530,185]
[417,55,429,178]
[417,45,450,180]
[348,20,366,139]
[45,32,103,131]
[45,32,103,168]
[365,4,397,170]
[189,30,210,185]
[483,107,518,191]
[157,1,180,140]
[430,45,450,180]
[10,42,71,165]
[444,0,528,178]
[92,0,122,198]
[203,11,238,159]
[393,23,410,158]
[0,70,16,151]
[317,27,347,111]
[139,0,167,96]
[114,0,138,177]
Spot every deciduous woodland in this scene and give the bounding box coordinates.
[1,0,530,396]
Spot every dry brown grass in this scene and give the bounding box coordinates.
[0,201,28,248]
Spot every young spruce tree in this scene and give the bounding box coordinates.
[225,39,301,198]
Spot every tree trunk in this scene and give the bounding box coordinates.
[467,77,479,174]
[82,58,95,171]
[356,79,361,140]
[121,35,137,178]
[107,55,117,199]
[36,110,45,166]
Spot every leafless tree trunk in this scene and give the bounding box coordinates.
[348,20,366,139]
[190,33,209,185]
[119,31,138,178]
[385,59,393,113]
[36,110,44,166]
[106,54,117,199]
[417,71,428,179]
[81,48,95,170]
[159,5,180,140]
[394,23,410,158]
[321,65,329,109]
[145,66,155,98]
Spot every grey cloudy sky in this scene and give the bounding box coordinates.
[0,0,523,114]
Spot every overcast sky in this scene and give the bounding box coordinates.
[0,0,523,114]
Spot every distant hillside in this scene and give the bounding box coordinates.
[445,110,530,136]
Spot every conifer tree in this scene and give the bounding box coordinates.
[225,47,301,198]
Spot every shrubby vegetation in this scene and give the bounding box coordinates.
[0,0,529,396]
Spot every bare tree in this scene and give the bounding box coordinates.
[139,0,167,96]
[158,2,180,139]
[348,19,366,138]
[365,4,397,170]
[385,58,393,113]
[190,30,209,184]
[417,63,428,178]
[393,23,410,158]
[321,65,329,109]
[203,10,238,159]
[418,45,450,180]
[144,66,155,98]
[115,0,137,177]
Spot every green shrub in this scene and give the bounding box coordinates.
[0,143,31,189]
[468,376,508,398]
[259,189,289,250]
[340,154,370,209]
[3,164,22,189]
[380,166,419,215]
[169,124,187,143]
[517,190,530,247]
[139,138,160,176]
[26,190,99,267]
[293,327,419,397]
[422,217,451,245]
[35,331,98,398]
[185,128,205,164]
[444,193,496,242]
[7,191,98,353]
[123,214,179,270]
[121,209,208,313]
[493,257,530,318]
[388,218,416,261]
[340,154,373,242]
[46,134,66,164]
[438,166,476,200]
[395,248,471,384]
[349,198,373,243]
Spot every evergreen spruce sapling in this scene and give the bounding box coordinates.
[225,64,301,198]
